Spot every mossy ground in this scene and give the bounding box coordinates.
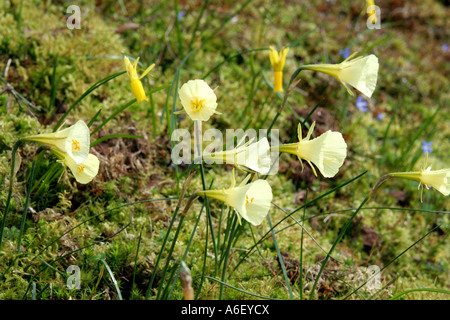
[0,0,448,300]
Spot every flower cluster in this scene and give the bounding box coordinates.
[16,42,446,224]
[173,45,447,226]
[175,48,377,225]
[23,120,99,184]
[14,55,154,185]
[176,79,274,225]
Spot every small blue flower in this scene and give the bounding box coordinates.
[442,43,449,53]
[338,47,351,59]
[355,96,368,112]
[177,10,185,21]
[376,112,384,120]
[421,140,433,155]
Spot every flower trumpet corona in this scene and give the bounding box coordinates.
[277,121,347,178]
[52,149,100,184]
[178,79,219,121]
[269,46,289,92]
[300,53,379,98]
[23,120,90,164]
[124,56,155,103]
[202,137,271,175]
[197,172,273,226]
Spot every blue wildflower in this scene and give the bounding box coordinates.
[442,43,448,53]
[376,112,384,120]
[338,47,351,59]
[177,10,185,21]
[421,141,433,155]
[355,96,368,112]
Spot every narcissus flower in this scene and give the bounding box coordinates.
[197,172,273,226]
[389,167,449,198]
[23,120,90,164]
[301,53,379,98]
[53,149,100,184]
[124,56,155,103]
[269,46,289,92]
[178,79,218,121]
[277,121,347,178]
[202,137,271,175]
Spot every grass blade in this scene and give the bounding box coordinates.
[0,140,23,251]
[53,71,126,131]
[389,288,450,300]
[268,213,294,299]
[100,259,123,300]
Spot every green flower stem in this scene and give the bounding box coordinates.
[268,213,294,299]
[219,213,238,300]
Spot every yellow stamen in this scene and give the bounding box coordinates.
[192,97,205,112]
[77,164,85,173]
[245,195,254,205]
[72,139,81,151]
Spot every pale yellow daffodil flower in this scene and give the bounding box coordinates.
[277,121,347,178]
[202,137,271,175]
[24,120,90,164]
[389,167,449,200]
[178,79,219,121]
[52,148,100,184]
[197,171,273,226]
[300,53,379,98]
